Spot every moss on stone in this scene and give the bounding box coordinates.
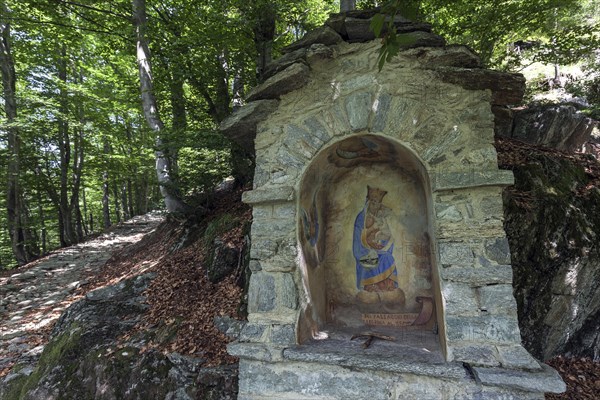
[4,323,83,400]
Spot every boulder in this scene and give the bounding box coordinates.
[208,238,239,283]
[500,141,600,361]
[509,104,597,152]
[0,273,240,400]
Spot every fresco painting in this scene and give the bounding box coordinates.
[298,135,437,333]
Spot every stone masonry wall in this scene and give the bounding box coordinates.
[235,39,539,370]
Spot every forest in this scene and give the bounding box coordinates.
[1,0,599,269]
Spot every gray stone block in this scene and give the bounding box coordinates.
[303,117,331,143]
[242,186,295,205]
[496,345,542,370]
[284,124,326,159]
[443,282,478,315]
[250,218,295,240]
[248,273,276,313]
[219,100,279,148]
[345,91,371,131]
[433,170,515,191]
[263,48,307,80]
[477,388,545,400]
[249,260,262,272]
[473,364,566,394]
[409,45,482,69]
[238,324,267,342]
[228,343,282,361]
[442,265,514,286]
[451,343,500,367]
[436,203,464,223]
[479,284,517,314]
[436,68,526,106]
[280,273,298,310]
[277,238,298,259]
[481,196,505,218]
[250,238,278,260]
[271,324,296,345]
[282,26,343,54]
[276,145,305,169]
[438,242,474,266]
[395,30,446,48]
[247,63,310,101]
[272,204,296,220]
[446,315,522,343]
[372,93,392,132]
[306,43,334,64]
[484,237,512,265]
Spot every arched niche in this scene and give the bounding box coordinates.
[298,134,444,351]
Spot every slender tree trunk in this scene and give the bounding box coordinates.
[71,77,85,242]
[1,7,28,265]
[74,192,84,242]
[133,0,187,213]
[112,179,121,223]
[340,0,356,12]
[36,172,47,254]
[57,45,77,246]
[89,213,94,233]
[121,182,129,220]
[81,183,89,235]
[102,171,111,229]
[127,179,134,218]
[21,198,39,259]
[253,4,276,81]
[102,139,111,229]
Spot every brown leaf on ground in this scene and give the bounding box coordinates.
[84,187,251,367]
[546,356,600,400]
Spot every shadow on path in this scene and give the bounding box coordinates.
[0,212,164,376]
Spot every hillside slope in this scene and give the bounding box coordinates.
[0,188,250,400]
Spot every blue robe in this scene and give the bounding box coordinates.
[353,205,398,289]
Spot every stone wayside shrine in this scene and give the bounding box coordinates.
[220,10,566,400]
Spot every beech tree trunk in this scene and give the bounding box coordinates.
[112,179,121,223]
[1,8,28,265]
[102,139,111,229]
[57,46,78,246]
[133,0,187,213]
[252,4,276,81]
[102,170,111,229]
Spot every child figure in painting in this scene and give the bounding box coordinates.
[354,186,405,305]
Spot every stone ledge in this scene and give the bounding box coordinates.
[441,265,514,286]
[242,186,295,205]
[247,63,310,102]
[432,170,515,191]
[283,343,466,381]
[233,345,558,399]
[219,100,279,148]
[282,26,343,54]
[436,67,526,105]
[228,342,284,362]
[473,364,566,394]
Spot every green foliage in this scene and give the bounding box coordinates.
[372,0,599,71]
[368,0,422,71]
[0,0,335,267]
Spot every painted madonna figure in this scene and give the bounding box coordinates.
[354,185,405,305]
